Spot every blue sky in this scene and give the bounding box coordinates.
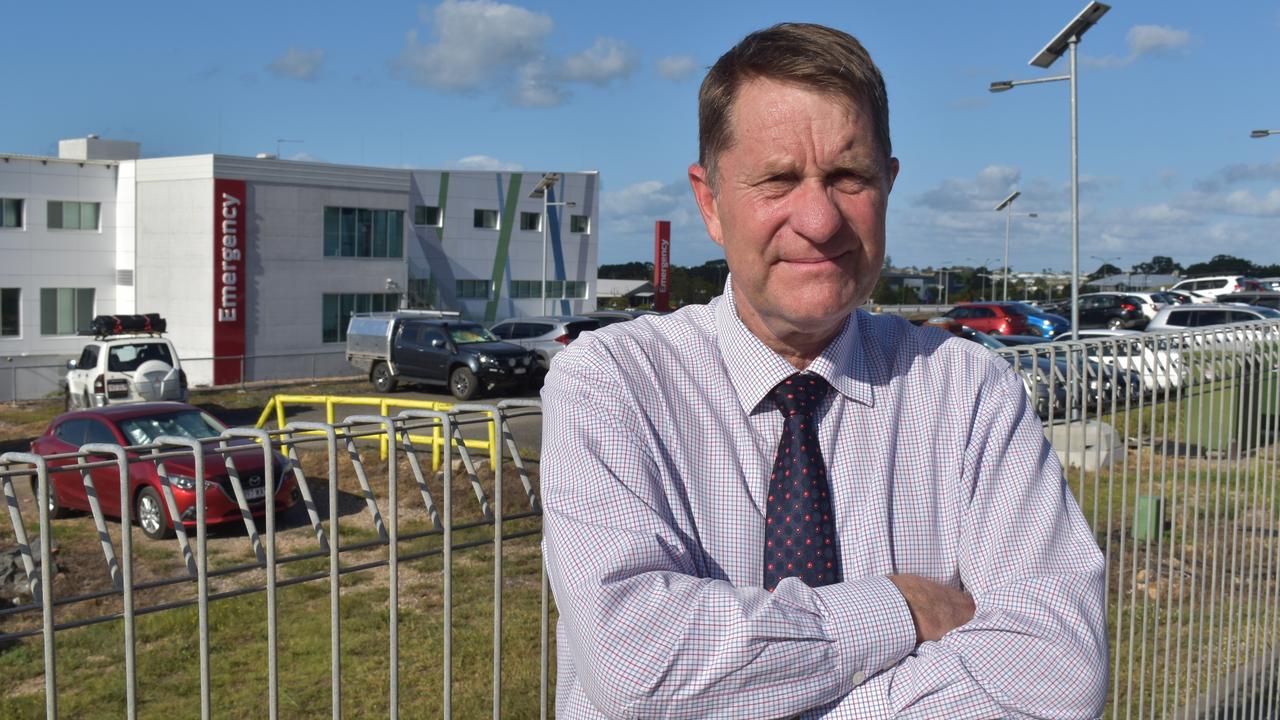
[5,1,1279,273]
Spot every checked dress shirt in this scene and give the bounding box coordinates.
[541,281,1108,719]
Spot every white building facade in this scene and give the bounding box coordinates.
[0,138,599,397]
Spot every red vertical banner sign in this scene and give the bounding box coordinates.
[653,220,671,311]
[213,179,247,385]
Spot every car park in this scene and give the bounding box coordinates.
[1168,276,1267,299]
[995,302,1069,337]
[1121,292,1173,321]
[30,402,299,540]
[935,303,1032,336]
[65,314,187,411]
[488,315,600,371]
[345,311,536,400]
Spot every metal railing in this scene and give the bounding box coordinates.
[3,320,1280,717]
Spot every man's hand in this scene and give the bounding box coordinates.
[889,574,976,645]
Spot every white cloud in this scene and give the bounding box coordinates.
[1084,24,1192,68]
[510,59,569,107]
[453,154,524,171]
[396,0,553,91]
[267,47,325,81]
[913,165,1021,212]
[1127,25,1192,55]
[656,55,697,81]
[562,37,636,86]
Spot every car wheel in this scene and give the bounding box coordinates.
[32,478,71,519]
[1107,317,1125,330]
[450,366,479,401]
[136,486,175,540]
[371,362,397,393]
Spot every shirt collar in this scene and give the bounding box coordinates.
[714,276,875,414]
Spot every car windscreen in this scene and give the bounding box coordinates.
[449,324,498,344]
[117,411,226,446]
[108,343,174,372]
[564,321,600,340]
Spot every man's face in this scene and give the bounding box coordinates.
[690,78,898,347]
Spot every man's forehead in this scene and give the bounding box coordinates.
[724,78,883,157]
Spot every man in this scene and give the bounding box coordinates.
[542,23,1107,719]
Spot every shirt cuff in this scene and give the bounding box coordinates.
[811,575,916,691]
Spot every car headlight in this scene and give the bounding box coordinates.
[167,473,198,490]
[478,354,497,365]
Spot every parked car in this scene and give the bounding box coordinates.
[345,311,536,400]
[1121,292,1173,321]
[1053,328,1190,392]
[995,335,1052,347]
[585,310,649,327]
[928,320,1065,419]
[994,302,1069,337]
[935,303,1032,336]
[1215,291,1280,310]
[1145,303,1280,333]
[1168,276,1267,299]
[1162,289,1212,304]
[488,315,600,371]
[1076,293,1148,330]
[30,402,299,540]
[65,314,187,411]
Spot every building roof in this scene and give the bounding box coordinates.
[1092,273,1180,290]
[596,279,654,298]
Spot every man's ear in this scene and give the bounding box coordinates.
[688,163,724,248]
[887,156,900,195]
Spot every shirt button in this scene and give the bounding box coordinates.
[851,670,866,687]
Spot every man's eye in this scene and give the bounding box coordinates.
[831,172,869,191]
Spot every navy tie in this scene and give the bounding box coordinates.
[764,373,840,591]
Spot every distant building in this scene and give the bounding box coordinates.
[0,136,599,393]
[1091,273,1180,291]
[596,279,654,307]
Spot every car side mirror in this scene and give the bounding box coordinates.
[431,338,446,349]
[66,359,77,370]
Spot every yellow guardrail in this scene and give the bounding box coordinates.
[254,394,497,470]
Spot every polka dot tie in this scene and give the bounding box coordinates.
[763,373,840,591]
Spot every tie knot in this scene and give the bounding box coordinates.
[769,373,830,418]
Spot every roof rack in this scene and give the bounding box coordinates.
[84,314,168,339]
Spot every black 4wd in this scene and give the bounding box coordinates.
[346,313,536,401]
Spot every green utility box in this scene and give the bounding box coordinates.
[1182,363,1279,453]
[1133,495,1164,542]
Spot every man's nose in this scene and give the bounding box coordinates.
[788,181,843,243]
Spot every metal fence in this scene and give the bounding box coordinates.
[0,350,357,403]
[2,320,1280,717]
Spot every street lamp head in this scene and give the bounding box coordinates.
[1029,1,1111,68]
[1027,212,1039,218]
[528,172,561,199]
[989,80,1014,93]
[1251,130,1276,139]
[994,190,1021,211]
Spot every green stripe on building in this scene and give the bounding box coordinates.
[484,172,523,322]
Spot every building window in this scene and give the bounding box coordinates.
[47,201,100,230]
[510,280,540,299]
[473,209,499,230]
[1,288,18,336]
[570,214,590,233]
[456,279,491,299]
[321,292,401,343]
[323,206,404,258]
[1,198,22,228]
[520,212,541,231]
[545,280,564,299]
[564,281,588,299]
[414,205,441,227]
[39,288,94,335]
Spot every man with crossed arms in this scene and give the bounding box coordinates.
[541,22,1108,719]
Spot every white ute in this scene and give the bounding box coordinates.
[64,314,187,411]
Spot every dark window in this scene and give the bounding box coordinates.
[520,212,541,231]
[322,293,401,343]
[77,345,99,370]
[422,328,447,347]
[40,288,94,335]
[54,419,90,446]
[526,323,553,338]
[473,209,499,229]
[414,205,441,226]
[107,343,174,372]
[1,198,22,228]
[83,419,118,446]
[324,206,404,258]
[570,214,590,233]
[564,321,599,339]
[47,201,100,230]
[489,323,514,339]
[0,288,18,336]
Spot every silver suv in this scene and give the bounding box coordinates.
[1145,303,1280,332]
[488,315,600,371]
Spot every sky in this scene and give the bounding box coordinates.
[4,1,1279,274]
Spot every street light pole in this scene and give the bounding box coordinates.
[1250,129,1279,138]
[528,173,575,316]
[995,191,1021,302]
[989,1,1110,341]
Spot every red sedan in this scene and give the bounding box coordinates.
[939,303,1032,336]
[30,402,298,539]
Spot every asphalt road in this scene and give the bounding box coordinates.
[271,383,545,460]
